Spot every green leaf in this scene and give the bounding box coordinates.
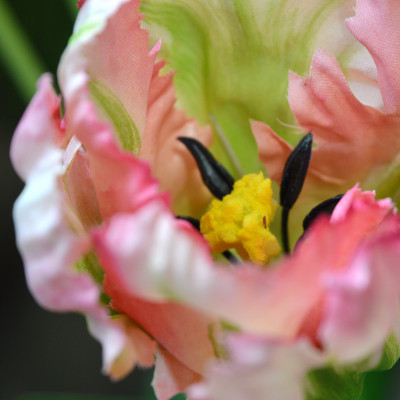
[305,365,365,400]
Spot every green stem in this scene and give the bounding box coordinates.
[0,1,45,102]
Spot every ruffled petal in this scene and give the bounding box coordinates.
[346,0,400,114]
[10,75,64,182]
[188,336,323,400]
[65,145,102,230]
[320,220,400,363]
[11,75,139,379]
[12,136,130,377]
[251,120,292,182]
[104,274,215,376]
[153,347,202,400]
[60,0,158,152]
[68,88,168,220]
[105,315,157,380]
[140,61,213,215]
[288,49,400,186]
[91,200,330,337]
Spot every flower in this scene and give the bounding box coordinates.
[11,0,400,399]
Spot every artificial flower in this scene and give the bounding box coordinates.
[11,0,400,399]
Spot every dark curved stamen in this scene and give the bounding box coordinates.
[280,133,313,254]
[176,216,240,264]
[178,137,235,200]
[302,194,344,231]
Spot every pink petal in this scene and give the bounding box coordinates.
[105,316,157,380]
[60,0,157,142]
[189,336,323,400]
[288,49,400,186]
[12,137,129,377]
[65,145,102,230]
[77,0,86,9]
[140,61,213,215]
[10,75,64,182]
[11,75,138,378]
[70,94,169,220]
[91,200,325,337]
[346,0,400,114]
[153,347,202,400]
[320,220,400,363]
[104,275,215,375]
[251,120,292,182]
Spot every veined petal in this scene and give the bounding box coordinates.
[104,275,215,376]
[12,137,130,377]
[69,90,169,220]
[60,0,158,152]
[91,200,328,337]
[152,346,202,400]
[347,0,400,114]
[140,0,360,174]
[188,336,324,400]
[103,315,157,380]
[140,62,213,215]
[10,75,64,182]
[251,120,292,182]
[288,49,400,186]
[11,74,143,379]
[320,225,400,363]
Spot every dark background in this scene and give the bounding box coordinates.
[0,1,399,399]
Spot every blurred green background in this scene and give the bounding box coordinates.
[0,1,399,399]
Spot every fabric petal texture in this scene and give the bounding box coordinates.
[189,336,324,400]
[11,0,400,398]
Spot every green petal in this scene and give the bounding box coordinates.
[140,0,353,176]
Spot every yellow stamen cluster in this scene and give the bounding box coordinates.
[200,172,280,265]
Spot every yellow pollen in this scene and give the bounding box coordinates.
[200,172,281,265]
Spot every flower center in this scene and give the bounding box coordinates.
[200,172,281,265]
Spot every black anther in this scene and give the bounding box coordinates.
[178,137,235,200]
[302,194,344,231]
[280,133,313,254]
[280,133,313,210]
